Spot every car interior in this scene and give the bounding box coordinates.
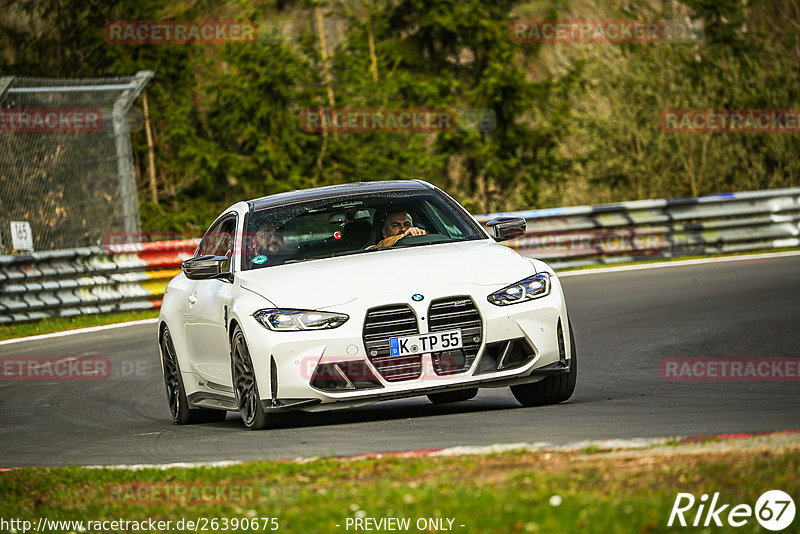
[240,193,480,270]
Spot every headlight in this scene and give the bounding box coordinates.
[254,309,349,331]
[487,273,551,306]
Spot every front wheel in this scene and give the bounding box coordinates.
[511,320,577,407]
[231,327,270,430]
[160,327,226,424]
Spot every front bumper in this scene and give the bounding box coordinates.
[258,362,571,413]
[238,277,572,412]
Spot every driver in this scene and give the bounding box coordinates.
[251,224,284,258]
[373,210,427,249]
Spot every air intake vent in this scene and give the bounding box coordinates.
[557,317,566,364]
[475,337,536,374]
[310,361,383,391]
[362,304,421,381]
[428,296,482,375]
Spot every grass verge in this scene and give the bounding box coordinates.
[1,435,797,533]
[0,309,159,341]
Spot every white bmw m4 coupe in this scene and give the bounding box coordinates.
[158,180,576,429]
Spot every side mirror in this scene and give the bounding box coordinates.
[486,217,527,242]
[181,255,231,281]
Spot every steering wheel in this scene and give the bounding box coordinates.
[394,233,446,246]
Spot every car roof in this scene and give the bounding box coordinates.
[248,180,434,211]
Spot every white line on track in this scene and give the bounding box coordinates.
[557,250,800,277]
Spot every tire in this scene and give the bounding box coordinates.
[231,326,270,430]
[511,320,577,407]
[160,327,227,424]
[427,388,478,404]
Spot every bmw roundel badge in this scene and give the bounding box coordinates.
[412,293,424,302]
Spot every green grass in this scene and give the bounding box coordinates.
[0,309,159,341]
[1,442,797,533]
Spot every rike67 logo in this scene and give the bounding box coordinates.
[668,490,796,531]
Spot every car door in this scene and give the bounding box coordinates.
[183,213,238,387]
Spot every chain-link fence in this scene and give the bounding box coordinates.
[0,71,152,253]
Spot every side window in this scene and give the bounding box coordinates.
[197,216,237,258]
[197,220,222,257]
[213,218,237,258]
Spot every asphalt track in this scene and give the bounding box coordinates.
[1,255,799,468]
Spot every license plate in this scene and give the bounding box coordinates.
[389,330,462,357]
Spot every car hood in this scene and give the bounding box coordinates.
[236,240,537,309]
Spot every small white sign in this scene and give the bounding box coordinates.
[10,221,33,252]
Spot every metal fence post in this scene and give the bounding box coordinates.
[113,70,154,235]
[0,77,13,99]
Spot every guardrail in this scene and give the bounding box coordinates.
[0,240,197,324]
[1,187,798,324]
[476,187,800,270]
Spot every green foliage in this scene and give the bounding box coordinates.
[539,0,800,205]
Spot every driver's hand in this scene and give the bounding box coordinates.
[402,227,427,237]
[374,227,428,249]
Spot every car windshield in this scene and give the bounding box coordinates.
[242,189,486,270]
